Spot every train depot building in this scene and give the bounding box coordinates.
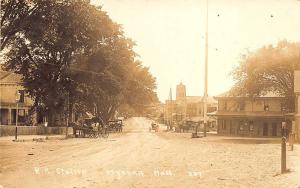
[215,94,289,137]
[215,69,300,140]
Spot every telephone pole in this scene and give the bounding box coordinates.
[169,88,173,129]
[203,0,209,137]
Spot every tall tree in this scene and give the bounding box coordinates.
[2,0,158,124]
[231,40,300,112]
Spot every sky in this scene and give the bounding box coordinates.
[91,0,300,102]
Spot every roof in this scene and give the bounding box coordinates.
[0,70,22,84]
[184,116,216,122]
[185,96,217,104]
[215,111,285,118]
[215,90,284,99]
[0,70,10,80]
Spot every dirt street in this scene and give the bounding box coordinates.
[0,117,299,188]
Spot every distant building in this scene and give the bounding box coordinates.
[294,69,300,142]
[164,82,217,127]
[215,93,289,137]
[0,70,35,125]
[176,82,186,101]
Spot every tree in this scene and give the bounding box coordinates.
[231,40,300,112]
[1,0,38,50]
[3,0,118,125]
[2,0,158,124]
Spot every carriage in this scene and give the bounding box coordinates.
[73,117,109,138]
[108,119,123,133]
[149,122,159,132]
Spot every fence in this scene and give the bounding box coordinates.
[0,125,73,136]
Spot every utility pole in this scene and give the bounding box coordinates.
[169,88,173,130]
[203,0,209,137]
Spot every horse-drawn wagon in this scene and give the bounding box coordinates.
[149,122,159,132]
[108,119,123,133]
[73,117,109,138]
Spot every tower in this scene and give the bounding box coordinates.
[176,82,186,101]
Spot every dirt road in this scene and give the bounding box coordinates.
[0,117,299,188]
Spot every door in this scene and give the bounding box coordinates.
[230,121,235,135]
[263,123,268,136]
[272,123,277,136]
[0,109,8,125]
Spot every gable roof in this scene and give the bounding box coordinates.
[0,70,22,84]
[0,70,10,80]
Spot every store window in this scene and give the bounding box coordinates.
[222,120,227,130]
[249,121,254,131]
[238,101,245,111]
[264,104,269,111]
[239,121,244,131]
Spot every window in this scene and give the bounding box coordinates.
[18,90,25,103]
[239,121,244,131]
[223,102,227,111]
[238,101,245,111]
[18,109,26,122]
[281,103,287,112]
[249,121,254,131]
[264,104,269,111]
[222,120,227,130]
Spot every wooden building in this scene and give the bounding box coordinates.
[0,70,34,125]
[215,94,291,137]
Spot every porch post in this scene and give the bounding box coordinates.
[294,97,300,142]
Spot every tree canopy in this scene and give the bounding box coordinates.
[1,0,158,125]
[231,40,300,112]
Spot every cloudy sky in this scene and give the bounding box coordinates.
[92,0,300,102]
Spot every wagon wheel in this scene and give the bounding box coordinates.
[94,132,99,138]
[90,131,95,138]
[82,129,87,138]
[87,130,93,138]
[94,131,99,138]
[101,128,109,139]
[96,130,101,138]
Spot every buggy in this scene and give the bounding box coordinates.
[73,117,109,138]
[149,122,159,132]
[108,119,123,133]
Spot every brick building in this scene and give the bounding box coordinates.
[164,82,217,126]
